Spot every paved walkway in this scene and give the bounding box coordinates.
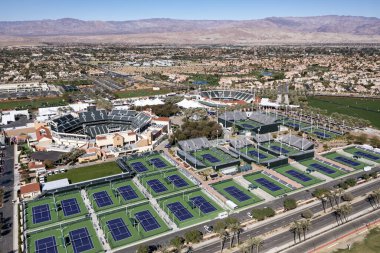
[13,144,19,253]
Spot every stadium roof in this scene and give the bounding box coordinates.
[176,99,206,109]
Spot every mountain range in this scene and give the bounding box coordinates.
[0,15,379,45]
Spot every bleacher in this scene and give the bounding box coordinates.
[230,138,253,149]
[178,137,212,152]
[249,112,277,125]
[200,90,254,102]
[252,133,273,143]
[218,111,247,122]
[278,134,314,150]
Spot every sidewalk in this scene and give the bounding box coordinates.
[13,144,19,253]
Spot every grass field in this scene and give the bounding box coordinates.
[343,147,380,162]
[261,141,301,155]
[307,96,380,129]
[27,219,103,253]
[299,159,347,178]
[98,203,169,248]
[126,153,174,174]
[323,152,368,170]
[191,147,236,167]
[114,88,170,98]
[0,97,67,110]
[238,145,276,163]
[158,189,223,228]
[211,180,262,207]
[47,162,122,183]
[244,172,292,197]
[333,227,380,253]
[139,169,195,197]
[274,165,323,187]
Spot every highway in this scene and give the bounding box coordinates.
[118,167,380,253]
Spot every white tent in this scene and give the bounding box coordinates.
[176,99,206,109]
[133,98,164,107]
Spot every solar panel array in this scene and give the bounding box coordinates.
[135,210,161,232]
[167,202,194,221]
[69,228,94,253]
[189,196,217,214]
[224,186,251,202]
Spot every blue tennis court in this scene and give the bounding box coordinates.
[150,158,167,168]
[35,236,58,253]
[202,153,220,163]
[248,150,267,159]
[335,156,360,166]
[61,198,81,217]
[117,185,138,201]
[135,210,161,232]
[241,123,255,129]
[167,202,194,221]
[286,170,312,182]
[147,179,167,193]
[106,218,132,241]
[287,122,300,128]
[310,163,335,174]
[32,204,51,224]
[189,196,217,214]
[271,145,289,154]
[354,151,379,160]
[224,186,251,202]
[69,227,94,253]
[255,178,282,191]
[130,162,148,173]
[314,131,331,138]
[167,174,189,188]
[93,191,113,208]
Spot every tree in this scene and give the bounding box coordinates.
[345,178,357,187]
[43,159,54,169]
[228,220,242,247]
[355,133,368,144]
[283,198,297,211]
[342,192,354,202]
[300,219,312,240]
[312,188,329,213]
[245,237,263,253]
[290,221,302,244]
[136,244,149,253]
[170,236,185,250]
[301,209,314,219]
[184,230,203,244]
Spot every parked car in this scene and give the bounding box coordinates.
[204,225,213,233]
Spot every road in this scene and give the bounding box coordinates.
[0,144,15,253]
[118,166,380,253]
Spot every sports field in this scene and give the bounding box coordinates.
[343,147,380,162]
[299,159,347,178]
[0,97,68,110]
[27,219,103,253]
[302,127,341,140]
[47,161,122,183]
[323,152,368,170]
[274,165,323,187]
[235,119,262,130]
[25,197,59,229]
[54,191,88,220]
[238,145,276,163]
[139,169,195,197]
[281,118,310,130]
[125,153,173,174]
[244,172,292,197]
[98,203,169,248]
[190,147,237,167]
[261,141,300,155]
[211,180,262,207]
[158,189,223,228]
[307,96,380,129]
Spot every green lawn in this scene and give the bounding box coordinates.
[139,169,196,197]
[239,145,276,163]
[244,172,292,197]
[27,219,103,253]
[158,189,223,228]
[47,162,122,183]
[307,96,380,129]
[114,88,170,98]
[211,180,262,207]
[98,203,170,248]
[126,153,174,174]
[0,97,67,110]
[334,227,380,253]
[323,152,368,170]
[274,165,323,187]
[343,147,380,162]
[299,159,347,178]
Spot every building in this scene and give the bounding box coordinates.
[0,82,49,93]
[20,182,41,200]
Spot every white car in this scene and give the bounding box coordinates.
[204,225,213,233]
[247,212,253,219]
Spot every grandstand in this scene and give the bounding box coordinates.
[278,134,314,151]
[49,109,151,139]
[200,90,254,103]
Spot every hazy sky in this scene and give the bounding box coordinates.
[2,0,379,21]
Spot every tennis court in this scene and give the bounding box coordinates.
[27,220,102,253]
[211,180,262,207]
[299,159,346,178]
[344,147,380,162]
[25,197,59,229]
[261,141,300,155]
[302,127,340,140]
[98,203,169,248]
[244,172,292,197]
[87,186,118,212]
[274,165,323,187]
[125,153,173,173]
[235,119,262,130]
[111,180,145,205]
[191,147,237,167]
[55,191,88,220]
[158,189,223,227]
[323,152,368,169]
[139,169,195,197]
[238,145,276,163]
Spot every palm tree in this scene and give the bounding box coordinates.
[335,188,345,207]
[251,237,263,253]
[218,230,229,252]
[290,221,302,243]
[370,189,380,208]
[228,222,242,247]
[325,191,335,209]
[341,203,353,222]
[300,219,312,240]
[244,237,256,253]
